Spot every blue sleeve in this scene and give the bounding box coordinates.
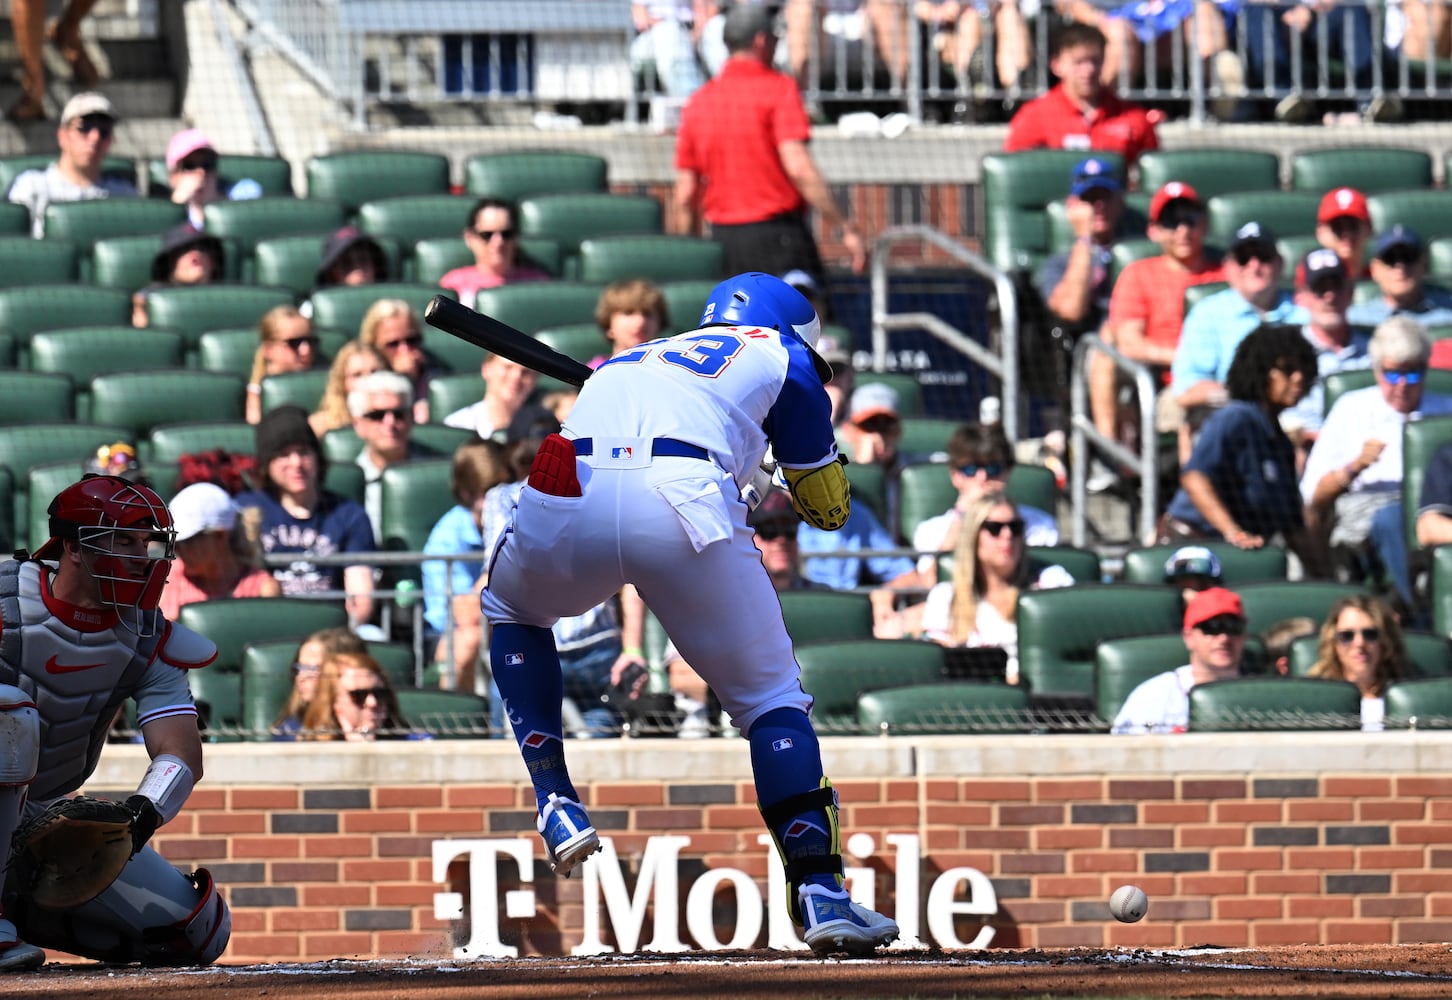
[421,508,464,630]
[1035,252,1069,306]
[763,335,837,468]
[1182,406,1233,478]
[857,504,916,582]
[335,498,377,555]
[1420,444,1452,514]
[1169,303,1216,395]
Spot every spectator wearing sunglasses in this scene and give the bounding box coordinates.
[300,650,422,741]
[1111,586,1247,733]
[1307,595,1406,732]
[911,422,1058,588]
[1303,317,1452,611]
[163,129,261,229]
[246,306,322,425]
[439,198,551,309]
[1347,226,1452,333]
[1170,222,1302,462]
[273,627,367,739]
[7,92,137,238]
[360,298,437,425]
[132,222,226,329]
[1316,188,1373,282]
[348,370,440,541]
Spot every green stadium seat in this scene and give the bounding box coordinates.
[659,279,718,332]
[1109,238,1160,283]
[29,327,185,388]
[857,681,1033,735]
[178,597,350,674]
[1384,677,1452,728]
[1095,634,1193,727]
[845,460,887,526]
[1017,584,1183,700]
[0,284,132,365]
[368,641,419,688]
[576,235,724,284]
[1234,580,1366,637]
[1434,546,1452,638]
[1367,190,1452,243]
[413,424,479,455]
[794,638,947,732]
[852,372,924,418]
[1352,279,1382,306]
[1287,631,1451,680]
[1431,237,1452,283]
[144,285,296,346]
[358,194,475,248]
[197,329,262,377]
[778,590,875,644]
[1028,545,1101,583]
[190,668,244,740]
[324,461,365,503]
[87,368,243,440]
[26,462,90,550]
[202,197,347,252]
[533,323,607,366]
[0,371,72,425]
[0,331,13,367]
[981,150,1126,273]
[147,154,294,198]
[308,282,450,336]
[472,282,604,336]
[1187,677,1361,731]
[306,151,451,213]
[1290,147,1433,196]
[0,202,28,236]
[249,234,400,293]
[147,422,257,463]
[1184,280,1231,314]
[7,433,128,551]
[1137,149,1281,201]
[517,193,663,258]
[1046,200,1152,258]
[241,638,305,738]
[1323,370,1452,417]
[380,459,454,553]
[465,151,608,201]
[1120,542,1288,586]
[90,233,163,290]
[895,462,1059,546]
[412,235,563,286]
[427,372,485,420]
[896,418,960,460]
[395,689,490,738]
[0,154,136,197]
[1276,234,1322,273]
[1205,190,1321,244]
[0,467,12,555]
[0,236,78,286]
[44,199,184,243]
[1403,417,1452,550]
[259,370,329,415]
[322,426,364,464]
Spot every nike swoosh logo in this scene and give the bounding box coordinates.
[45,654,107,674]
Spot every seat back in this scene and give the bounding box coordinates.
[147,422,257,463]
[517,193,663,258]
[1404,417,1452,549]
[1384,677,1452,728]
[896,462,1058,544]
[534,324,607,365]
[981,150,1125,272]
[1368,190,1452,242]
[1433,545,1452,639]
[1291,148,1433,195]
[857,681,1033,735]
[30,328,185,395]
[896,418,960,460]
[1121,542,1288,586]
[306,151,451,212]
[89,370,245,437]
[465,151,608,201]
[794,639,947,732]
[0,424,131,551]
[189,669,244,740]
[1017,585,1183,699]
[427,373,485,421]
[778,589,875,644]
[472,282,605,335]
[844,461,887,526]
[1095,634,1194,728]
[852,372,924,418]
[1028,545,1101,584]
[358,193,476,248]
[1287,631,1451,680]
[144,285,297,345]
[203,197,347,252]
[308,282,450,335]
[0,371,72,425]
[197,329,262,377]
[0,236,78,286]
[1234,580,1367,636]
[395,689,490,738]
[576,234,724,284]
[1138,149,1281,201]
[92,233,163,290]
[658,279,720,332]
[44,199,185,243]
[0,284,132,363]
[147,154,294,198]
[178,597,349,673]
[380,460,455,552]
[1187,677,1362,731]
[258,370,329,416]
[0,202,28,235]
[1205,190,1321,244]
[241,638,305,739]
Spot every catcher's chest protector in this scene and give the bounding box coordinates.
[0,560,159,800]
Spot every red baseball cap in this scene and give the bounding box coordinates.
[1318,187,1370,225]
[1184,587,1245,630]
[1149,181,1202,224]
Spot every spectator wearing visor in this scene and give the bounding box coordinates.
[1163,545,1223,607]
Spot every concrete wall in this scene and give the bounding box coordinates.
[77,733,1452,962]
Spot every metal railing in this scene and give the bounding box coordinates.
[871,225,1020,443]
[1068,333,1158,548]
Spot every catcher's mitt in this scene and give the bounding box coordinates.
[8,795,141,909]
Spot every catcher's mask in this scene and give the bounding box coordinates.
[33,475,176,634]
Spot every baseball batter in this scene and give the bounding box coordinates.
[0,476,231,971]
[481,272,899,953]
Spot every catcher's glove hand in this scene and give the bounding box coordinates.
[9,795,148,909]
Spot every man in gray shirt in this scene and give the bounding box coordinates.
[7,91,137,238]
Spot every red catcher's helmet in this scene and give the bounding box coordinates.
[33,475,177,632]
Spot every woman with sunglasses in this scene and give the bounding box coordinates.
[310,341,389,439]
[1159,323,1329,577]
[439,197,551,309]
[1308,595,1407,731]
[913,489,1071,684]
[273,627,367,739]
[246,305,323,424]
[299,650,421,741]
[360,298,438,425]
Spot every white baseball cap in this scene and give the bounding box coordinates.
[169,482,237,543]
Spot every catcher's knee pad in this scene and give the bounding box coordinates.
[0,684,40,784]
[760,777,844,926]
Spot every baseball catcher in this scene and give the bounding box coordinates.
[0,476,231,972]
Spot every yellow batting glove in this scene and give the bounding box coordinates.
[780,458,851,531]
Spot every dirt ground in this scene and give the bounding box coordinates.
[8,943,1452,999]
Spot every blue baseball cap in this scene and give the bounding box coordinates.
[1374,224,1424,261]
[1070,157,1122,198]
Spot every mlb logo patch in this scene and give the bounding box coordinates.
[523,731,554,749]
[611,446,634,459]
[505,652,525,666]
[772,737,794,751]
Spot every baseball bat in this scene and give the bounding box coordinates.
[423,295,594,388]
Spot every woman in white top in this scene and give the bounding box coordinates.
[918,489,1070,684]
[1307,595,1407,731]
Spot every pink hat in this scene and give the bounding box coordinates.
[166,129,214,171]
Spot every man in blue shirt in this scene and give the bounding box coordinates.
[1347,225,1452,330]
[1036,156,1123,336]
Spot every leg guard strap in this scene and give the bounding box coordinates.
[760,785,837,831]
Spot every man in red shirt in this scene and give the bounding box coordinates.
[672,4,865,289]
[1088,181,1225,489]
[1004,22,1159,166]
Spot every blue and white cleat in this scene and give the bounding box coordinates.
[536,793,601,878]
[799,883,899,955]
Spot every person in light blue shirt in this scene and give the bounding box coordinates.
[1171,221,1304,407]
[1346,225,1452,331]
[798,496,918,618]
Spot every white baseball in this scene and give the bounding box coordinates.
[1109,884,1149,923]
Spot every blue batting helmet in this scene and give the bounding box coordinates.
[700,272,823,350]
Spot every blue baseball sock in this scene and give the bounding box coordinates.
[490,623,579,811]
[749,707,838,891]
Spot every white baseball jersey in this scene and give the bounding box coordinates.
[482,324,839,734]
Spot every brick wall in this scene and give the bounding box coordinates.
[78,735,1452,961]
